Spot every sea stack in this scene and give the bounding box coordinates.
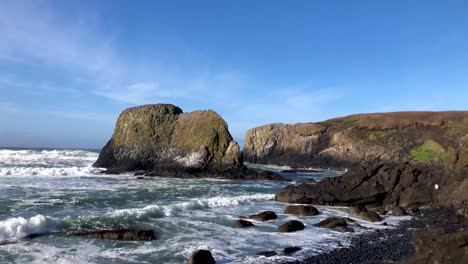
[94,104,242,177]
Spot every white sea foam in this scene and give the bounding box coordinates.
[110,194,275,218]
[0,215,58,243]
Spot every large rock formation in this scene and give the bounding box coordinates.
[244,111,468,169]
[94,104,244,177]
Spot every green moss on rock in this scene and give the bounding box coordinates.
[410,139,447,161]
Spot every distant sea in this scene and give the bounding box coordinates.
[0,147,408,263]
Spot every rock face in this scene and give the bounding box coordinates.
[95,104,244,177]
[69,229,157,241]
[406,228,468,264]
[244,111,468,169]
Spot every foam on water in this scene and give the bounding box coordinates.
[0,215,59,243]
[0,148,414,263]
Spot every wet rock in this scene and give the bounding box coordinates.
[277,220,305,232]
[283,246,302,256]
[314,217,354,232]
[69,229,157,241]
[256,251,277,257]
[187,249,216,264]
[249,211,277,222]
[359,210,382,222]
[372,207,387,215]
[233,219,254,228]
[351,206,368,214]
[284,205,319,216]
[390,206,407,216]
[136,176,144,180]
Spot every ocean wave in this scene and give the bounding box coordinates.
[0,215,59,243]
[0,166,104,177]
[110,193,276,218]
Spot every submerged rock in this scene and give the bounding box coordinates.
[233,219,254,228]
[283,246,301,256]
[249,211,277,222]
[284,205,319,216]
[187,250,216,264]
[69,229,157,241]
[277,220,305,232]
[256,251,277,257]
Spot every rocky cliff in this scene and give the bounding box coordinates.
[94,104,243,176]
[244,111,468,169]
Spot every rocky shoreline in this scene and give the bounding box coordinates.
[288,208,467,264]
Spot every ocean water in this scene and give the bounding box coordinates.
[0,148,410,264]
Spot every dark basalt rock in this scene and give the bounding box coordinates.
[275,161,451,209]
[297,178,316,184]
[314,217,354,233]
[187,250,216,264]
[233,219,254,228]
[284,205,319,216]
[68,229,157,241]
[256,251,277,257]
[359,210,382,222]
[249,211,277,222]
[391,206,407,216]
[406,228,468,264]
[277,220,305,232]
[283,246,302,256]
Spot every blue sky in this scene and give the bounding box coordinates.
[1,0,467,149]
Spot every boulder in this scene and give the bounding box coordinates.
[406,228,468,264]
[69,229,156,241]
[233,219,254,228]
[358,210,381,222]
[277,220,305,232]
[249,211,277,222]
[390,206,407,216]
[256,251,277,257]
[283,246,301,256]
[314,217,354,233]
[350,206,368,214]
[284,205,319,216]
[187,250,216,264]
[95,104,241,175]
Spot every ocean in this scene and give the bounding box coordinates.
[0,148,409,263]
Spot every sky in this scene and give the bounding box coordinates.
[1,0,467,149]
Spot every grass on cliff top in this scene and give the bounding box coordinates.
[322,119,360,127]
[410,139,447,161]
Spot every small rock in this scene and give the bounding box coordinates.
[372,207,387,215]
[283,246,301,256]
[249,211,277,222]
[382,222,388,226]
[187,250,216,264]
[351,206,368,214]
[359,210,382,222]
[315,217,347,228]
[256,251,277,257]
[233,219,254,228]
[284,205,319,216]
[391,206,407,216]
[334,226,354,233]
[136,176,144,180]
[277,220,305,232]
